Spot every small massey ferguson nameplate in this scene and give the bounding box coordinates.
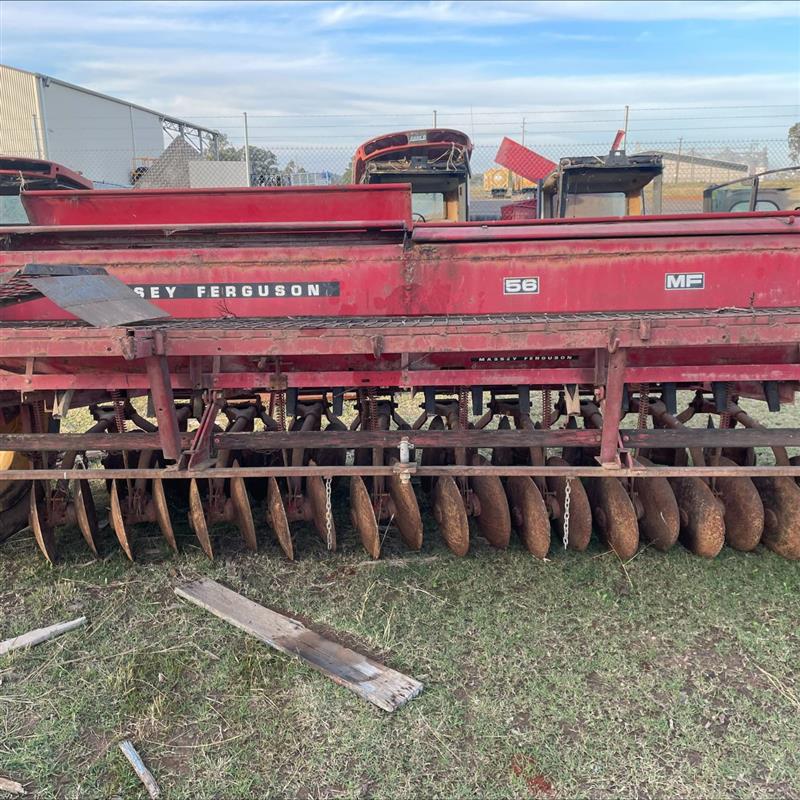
[503,276,540,295]
[665,272,704,290]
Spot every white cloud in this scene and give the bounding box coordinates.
[317,0,800,27]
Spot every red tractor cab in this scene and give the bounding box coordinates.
[353,129,472,222]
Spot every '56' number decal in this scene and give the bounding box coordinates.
[503,276,540,295]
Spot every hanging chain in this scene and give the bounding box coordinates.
[542,389,552,429]
[562,478,572,549]
[324,476,334,551]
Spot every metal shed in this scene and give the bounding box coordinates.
[0,64,219,187]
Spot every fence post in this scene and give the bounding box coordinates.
[243,112,251,187]
[623,105,629,148]
[674,137,683,184]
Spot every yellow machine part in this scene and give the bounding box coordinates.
[0,412,30,509]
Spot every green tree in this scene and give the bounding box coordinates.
[789,123,800,163]
[209,134,279,185]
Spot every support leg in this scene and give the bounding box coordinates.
[598,348,627,468]
[145,355,182,462]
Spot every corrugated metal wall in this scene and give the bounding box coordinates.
[0,64,45,158]
[41,80,164,186]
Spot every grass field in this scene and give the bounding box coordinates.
[1,490,799,799]
[1,397,799,799]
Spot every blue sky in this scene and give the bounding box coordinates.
[1,0,798,148]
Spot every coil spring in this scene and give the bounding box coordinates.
[542,389,552,429]
[110,390,127,434]
[637,384,650,430]
[275,390,286,431]
[367,388,378,432]
[716,381,731,430]
[458,387,469,430]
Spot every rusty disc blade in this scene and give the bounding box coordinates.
[751,476,800,560]
[634,458,680,551]
[470,455,511,548]
[188,479,214,559]
[29,482,57,564]
[433,476,469,556]
[109,480,134,561]
[350,474,381,559]
[230,465,258,552]
[306,467,336,551]
[714,456,763,552]
[421,415,446,493]
[546,456,592,551]
[491,416,514,467]
[668,476,725,558]
[585,476,639,560]
[721,447,756,467]
[388,461,423,550]
[266,476,294,560]
[72,478,100,556]
[506,476,550,558]
[152,477,177,553]
[791,455,800,487]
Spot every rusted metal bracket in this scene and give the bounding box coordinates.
[598,347,627,468]
[144,355,182,462]
[187,392,225,469]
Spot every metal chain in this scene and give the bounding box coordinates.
[562,478,572,549]
[324,476,334,551]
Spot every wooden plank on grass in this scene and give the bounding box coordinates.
[0,616,86,656]
[175,579,422,712]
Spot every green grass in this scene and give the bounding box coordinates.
[1,497,799,799]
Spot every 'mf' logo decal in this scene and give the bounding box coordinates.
[665,272,705,290]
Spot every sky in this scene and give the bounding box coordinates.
[1,0,799,150]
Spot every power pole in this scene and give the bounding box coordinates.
[675,136,683,184]
[243,112,251,188]
[433,109,438,127]
[522,117,526,146]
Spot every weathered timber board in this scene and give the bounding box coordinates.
[175,579,422,712]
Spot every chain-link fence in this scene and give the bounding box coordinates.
[126,136,799,216]
[4,104,799,217]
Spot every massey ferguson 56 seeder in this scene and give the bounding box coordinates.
[1,174,800,564]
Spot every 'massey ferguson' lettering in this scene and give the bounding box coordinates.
[665,272,705,290]
[131,282,339,300]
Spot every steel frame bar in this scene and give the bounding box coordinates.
[5,364,800,392]
[2,312,800,362]
[4,465,800,480]
[2,427,799,452]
